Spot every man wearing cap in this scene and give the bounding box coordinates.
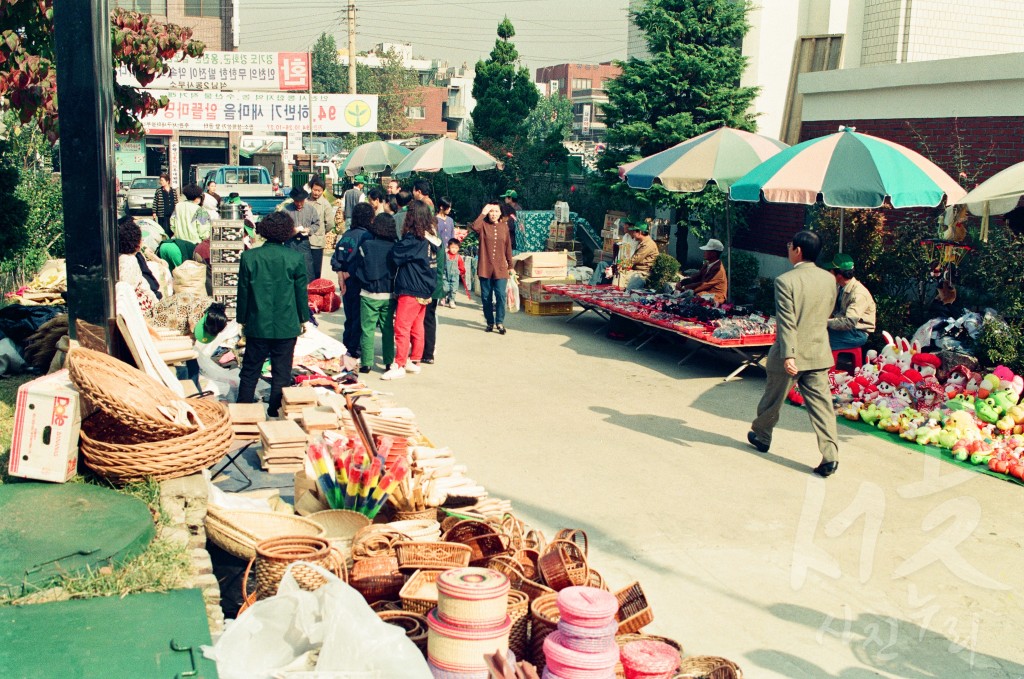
[306,175,335,280]
[613,219,658,290]
[500,189,522,249]
[501,189,522,212]
[280,186,320,283]
[827,253,876,350]
[343,175,367,228]
[676,238,728,303]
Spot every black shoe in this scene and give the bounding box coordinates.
[359,366,371,374]
[485,324,494,332]
[747,431,770,453]
[812,461,839,477]
[496,325,506,335]
[421,358,435,364]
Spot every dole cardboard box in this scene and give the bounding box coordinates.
[526,277,575,303]
[8,369,83,483]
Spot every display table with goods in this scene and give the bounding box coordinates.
[546,284,777,380]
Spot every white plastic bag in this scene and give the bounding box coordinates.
[204,562,430,679]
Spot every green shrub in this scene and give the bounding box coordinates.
[645,253,680,291]
[975,317,1022,372]
[728,250,759,304]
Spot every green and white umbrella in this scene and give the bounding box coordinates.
[392,137,499,178]
[730,126,966,251]
[337,140,410,177]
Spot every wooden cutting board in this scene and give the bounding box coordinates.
[228,403,266,424]
[281,386,317,405]
[257,419,308,445]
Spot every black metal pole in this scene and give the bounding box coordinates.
[53,0,119,354]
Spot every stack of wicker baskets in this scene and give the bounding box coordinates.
[69,347,233,483]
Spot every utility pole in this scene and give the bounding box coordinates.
[347,0,357,94]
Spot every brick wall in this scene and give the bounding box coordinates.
[735,115,1024,259]
[403,86,449,137]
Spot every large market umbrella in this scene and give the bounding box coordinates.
[337,140,410,176]
[622,127,790,297]
[730,126,967,251]
[392,137,499,178]
[953,160,1024,239]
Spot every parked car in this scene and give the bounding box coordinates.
[123,176,162,215]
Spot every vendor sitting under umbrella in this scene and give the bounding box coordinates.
[676,238,728,304]
[613,219,658,290]
[827,253,876,350]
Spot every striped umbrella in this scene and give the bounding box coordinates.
[624,127,789,191]
[730,126,966,251]
[392,137,499,178]
[337,140,410,176]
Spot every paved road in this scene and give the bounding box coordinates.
[318,297,1024,678]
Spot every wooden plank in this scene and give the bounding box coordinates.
[257,419,308,445]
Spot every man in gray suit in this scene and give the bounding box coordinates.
[747,230,840,477]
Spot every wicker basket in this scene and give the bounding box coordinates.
[395,541,472,572]
[675,655,743,679]
[513,549,540,580]
[553,528,589,557]
[488,556,554,603]
[349,555,405,604]
[528,593,561,669]
[614,634,684,679]
[206,507,327,560]
[506,589,530,663]
[537,539,590,591]
[389,519,441,542]
[352,525,410,559]
[68,347,200,440]
[378,610,429,655]
[614,581,654,634]
[79,398,233,483]
[399,569,444,615]
[308,509,371,539]
[395,507,439,522]
[243,535,345,603]
[443,520,510,566]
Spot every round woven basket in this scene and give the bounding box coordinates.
[206,507,327,560]
[389,519,441,542]
[675,656,743,679]
[506,589,530,663]
[378,610,429,655]
[308,509,371,539]
[352,525,411,559]
[395,507,439,522]
[68,347,200,440]
[528,593,561,668]
[246,535,345,602]
[349,555,405,604]
[538,539,590,591]
[80,399,233,483]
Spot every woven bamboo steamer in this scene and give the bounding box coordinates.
[206,506,327,560]
[378,610,429,654]
[79,399,233,483]
[68,346,200,439]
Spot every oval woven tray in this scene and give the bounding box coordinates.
[206,507,327,560]
[68,347,200,439]
[79,399,233,484]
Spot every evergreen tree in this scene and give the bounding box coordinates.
[311,33,344,94]
[471,18,538,147]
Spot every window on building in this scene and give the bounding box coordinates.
[184,0,220,18]
[571,78,592,92]
[115,0,167,12]
[405,106,426,120]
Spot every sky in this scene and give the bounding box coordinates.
[239,0,631,74]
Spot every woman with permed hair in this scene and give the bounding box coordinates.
[383,200,437,380]
[117,215,162,310]
[235,212,310,416]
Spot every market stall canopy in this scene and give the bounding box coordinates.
[624,127,789,192]
[952,159,1024,216]
[338,140,411,177]
[730,126,966,208]
[392,137,499,178]
[617,157,642,181]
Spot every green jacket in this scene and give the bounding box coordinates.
[236,242,310,339]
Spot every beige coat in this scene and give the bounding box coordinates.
[767,262,837,373]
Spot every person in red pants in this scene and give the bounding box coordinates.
[383,200,437,380]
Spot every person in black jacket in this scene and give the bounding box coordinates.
[353,213,398,374]
[152,173,178,238]
[383,200,436,381]
[331,203,374,359]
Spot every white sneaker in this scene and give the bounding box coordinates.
[405,362,422,374]
[450,299,457,309]
[381,366,406,380]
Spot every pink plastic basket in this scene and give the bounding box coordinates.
[556,586,618,628]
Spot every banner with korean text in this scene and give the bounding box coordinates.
[141,90,379,133]
[117,51,311,91]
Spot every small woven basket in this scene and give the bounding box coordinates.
[537,539,590,591]
[206,507,327,560]
[489,555,555,603]
[395,507,439,522]
[68,347,200,440]
[352,525,410,559]
[308,509,371,566]
[241,535,345,607]
[675,656,743,679]
[399,569,444,615]
[378,610,429,655]
[506,589,530,663]
[395,541,472,572]
[614,634,684,679]
[528,593,561,669]
[349,555,405,604]
[553,528,589,557]
[389,519,441,542]
[79,398,233,483]
[614,581,654,634]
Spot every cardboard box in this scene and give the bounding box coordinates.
[549,223,574,241]
[603,211,627,237]
[8,370,82,483]
[515,251,568,279]
[519,277,575,303]
[211,220,247,243]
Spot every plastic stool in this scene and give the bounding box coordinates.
[832,347,863,372]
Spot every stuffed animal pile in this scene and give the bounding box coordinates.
[802,332,1024,481]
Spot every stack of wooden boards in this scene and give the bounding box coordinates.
[281,387,318,420]
[228,403,266,439]
[257,419,308,473]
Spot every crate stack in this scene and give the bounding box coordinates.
[515,252,574,317]
[210,219,247,319]
[546,202,579,264]
[598,211,628,265]
[228,403,266,439]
